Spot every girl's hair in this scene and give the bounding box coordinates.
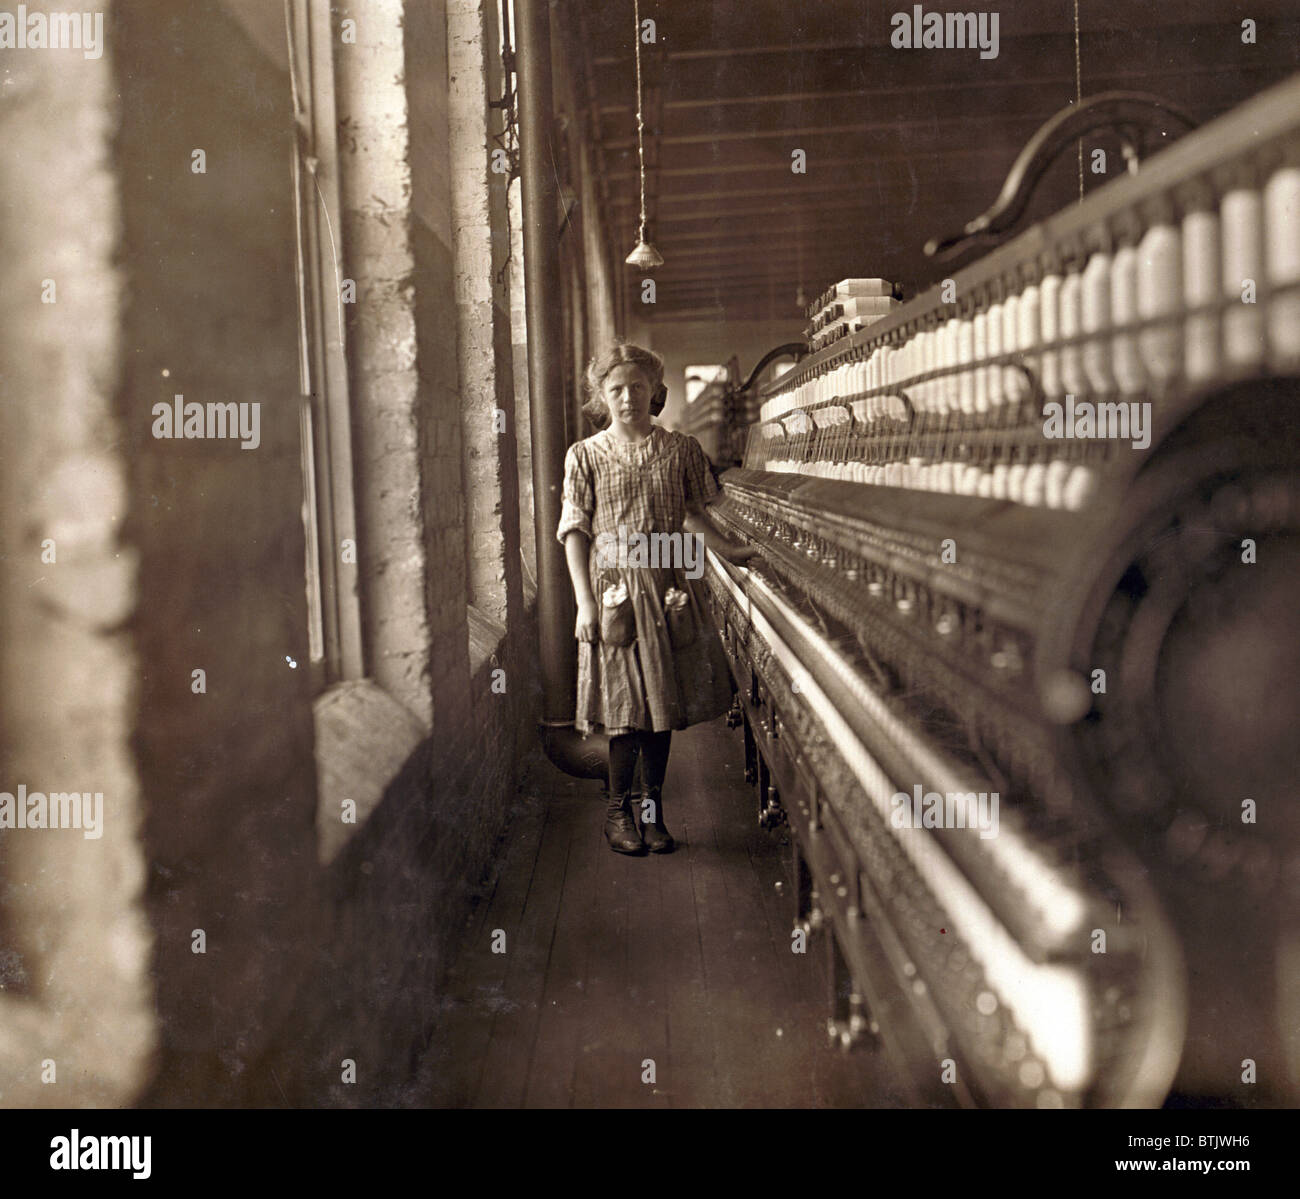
[582,342,666,429]
[585,342,664,399]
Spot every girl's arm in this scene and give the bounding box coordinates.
[684,503,760,566]
[563,530,599,641]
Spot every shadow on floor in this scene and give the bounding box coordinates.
[418,716,911,1108]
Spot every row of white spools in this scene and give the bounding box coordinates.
[763,452,1101,510]
[755,157,1300,511]
[758,397,1100,506]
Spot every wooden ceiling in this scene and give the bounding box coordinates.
[565,0,1300,324]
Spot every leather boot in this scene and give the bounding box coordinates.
[604,790,645,855]
[640,786,675,854]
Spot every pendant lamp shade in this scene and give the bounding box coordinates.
[625,238,663,271]
[624,0,663,273]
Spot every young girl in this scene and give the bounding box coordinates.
[557,343,757,855]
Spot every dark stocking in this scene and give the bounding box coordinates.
[609,732,640,796]
[638,729,672,792]
[636,730,675,852]
[603,733,645,854]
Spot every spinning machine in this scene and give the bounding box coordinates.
[701,78,1300,1108]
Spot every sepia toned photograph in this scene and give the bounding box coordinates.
[1,0,1297,1173]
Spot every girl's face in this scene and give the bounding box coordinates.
[602,363,654,432]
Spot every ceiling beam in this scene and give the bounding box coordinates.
[598,88,874,115]
[632,276,856,296]
[637,292,816,308]
[630,271,865,295]
[608,181,900,206]
[591,41,866,65]
[619,239,878,260]
[617,209,967,239]
[602,112,1049,150]
[600,145,1006,182]
[631,222,880,245]
[595,59,1275,118]
[631,264,877,285]
[630,242,866,261]
[590,26,1296,118]
[646,307,804,323]
[588,12,1288,69]
[628,198,914,224]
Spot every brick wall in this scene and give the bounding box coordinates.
[264,0,536,1105]
[335,0,449,728]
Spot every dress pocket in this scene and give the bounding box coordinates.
[600,583,637,646]
[663,587,696,650]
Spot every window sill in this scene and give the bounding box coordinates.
[312,679,428,867]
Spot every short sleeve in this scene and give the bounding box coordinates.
[556,441,595,543]
[681,434,719,507]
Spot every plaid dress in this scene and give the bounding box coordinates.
[557,425,735,736]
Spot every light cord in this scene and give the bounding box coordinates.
[1074,0,1083,202]
[633,0,648,241]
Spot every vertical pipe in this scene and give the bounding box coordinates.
[516,0,608,778]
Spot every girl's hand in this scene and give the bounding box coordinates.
[726,543,761,566]
[575,598,599,642]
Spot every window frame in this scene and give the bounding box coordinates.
[287,0,365,692]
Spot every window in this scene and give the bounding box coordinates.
[685,364,729,404]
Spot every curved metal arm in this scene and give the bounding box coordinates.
[742,342,808,393]
[743,340,800,392]
[924,92,1197,263]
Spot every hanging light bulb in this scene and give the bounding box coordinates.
[624,0,663,272]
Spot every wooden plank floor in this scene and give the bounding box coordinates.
[423,716,911,1108]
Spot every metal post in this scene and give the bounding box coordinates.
[516,0,607,780]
